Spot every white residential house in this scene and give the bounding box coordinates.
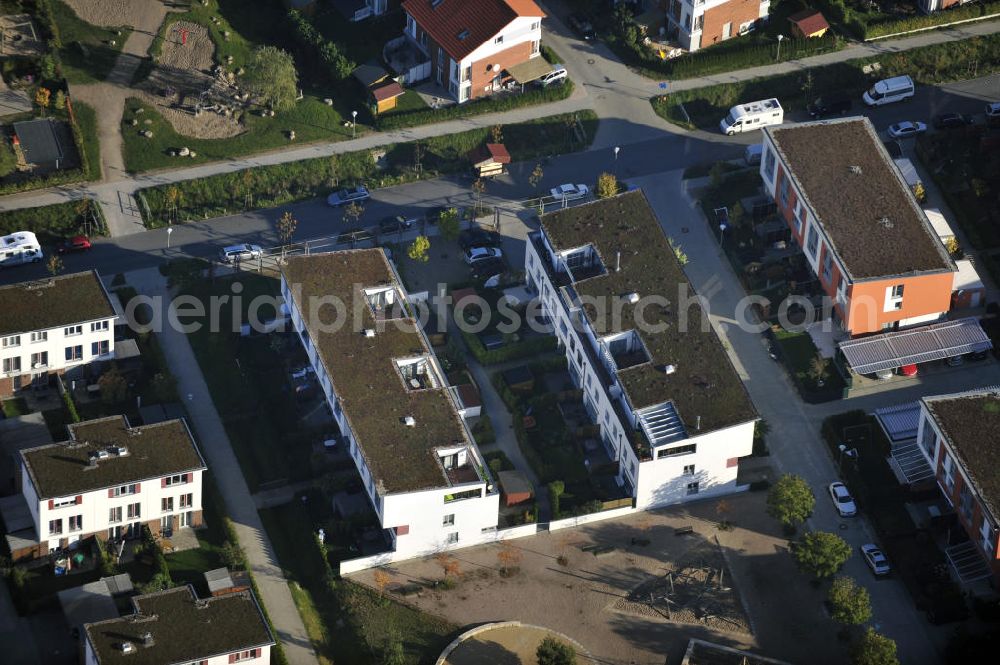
[83,585,275,665]
[399,0,546,102]
[0,270,118,397]
[281,250,500,560]
[524,191,758,509]
[7,415,206,560]
[666,0,771,52]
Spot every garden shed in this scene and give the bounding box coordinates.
[497,470,533,507]
[468,143,511,177]
[788,9,830,39]
[370,80,405,114]
[12,118,66,171]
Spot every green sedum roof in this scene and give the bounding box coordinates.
[0,270,115,337]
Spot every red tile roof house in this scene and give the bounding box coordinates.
[399,0,546,103]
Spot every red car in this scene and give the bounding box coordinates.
[57,235,92,254]
[899,364,918,377]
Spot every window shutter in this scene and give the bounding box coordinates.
[48,499,54,509]
[75,495,82,505]
[228,654,237,664]
[161,477,167,488]
[108,488,115,498]
[135,482,141,493]
[185,472,192,483]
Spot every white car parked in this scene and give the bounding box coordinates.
[219,243,263,263]
[464,246,503,265]
[860,544,890,576]
[550,183,589,201]
[887,121,927,139]
[828,482,857,517]
[539,66,567,87]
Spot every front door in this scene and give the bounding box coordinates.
[436,48,444,85]
[160,516,173,536]
[108,525,122,540]
[179,511,192,527]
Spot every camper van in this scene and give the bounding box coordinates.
[862,75,915,107]
[720,99,783,135]
[0,231,43,268]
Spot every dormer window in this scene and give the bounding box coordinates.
[364,286,407,320]
[396,355,441,391]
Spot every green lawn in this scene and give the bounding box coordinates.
[312,6,404,66]
[50,0,131,84]
[0,198,103,244]
[260,500,456,665]
[121,94,353,173]
[0,135,17,178]
[772,327,844,399]
[1,397,28,417]
[380,90,428,118]
[73,100,102,180]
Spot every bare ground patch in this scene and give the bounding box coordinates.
[155,21,214,73]
[62,0,165,30]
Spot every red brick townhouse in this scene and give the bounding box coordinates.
[760,117,956,336]
[918,390,1000,584]
[666,0,771,52]
[401,0,546,103]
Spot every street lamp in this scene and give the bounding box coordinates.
[351,110,358,139]
[776,34,784,63]
[838,443,847,470]
[718,222,727,250]
[166,226,173,249]
[613,146,620,176]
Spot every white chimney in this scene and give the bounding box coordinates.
[118,642,135,654]
[626,292,640,305]
[615,251,621,272]
[403,416,416,427]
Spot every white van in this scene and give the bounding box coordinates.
[863,75,914,107]
[538,65,568,87]
[0,231,43,268]
[720,99,783,135]
[744,144,763,166]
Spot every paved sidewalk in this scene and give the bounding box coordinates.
[126,267,319,665]
[667,19,1000,92]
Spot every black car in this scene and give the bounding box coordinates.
[568,14,596,40]
[377,215,414,234]
[807,95,851,118]
[932,113,972,130]
[459,227,502,250]
[882,139,903,159]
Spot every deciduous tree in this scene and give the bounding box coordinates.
[828,576,872,626]
[851,628,899,665]
[407,235,430,262]
[537,636,576,665]
[277,211,298,249]
[793,531,852,580]
[243,46,299,112]
[437,207,460,242]
[497,542,522,576]
[767,474,815,531]
[35,86,51,113]
[596,172,618,199]
[46,254,63,276]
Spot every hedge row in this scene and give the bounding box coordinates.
[0,197,105,241]
[376,79,574,131]
[460,327,558,365]
[861,0,1000,39]
[286,9,354,82]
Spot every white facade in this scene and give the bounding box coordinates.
[404,13,542,102]
[280,263,499,560]
[668,0,770,52]
[84,640,270,665]
[1,318,115,382]
[525,232,755,510]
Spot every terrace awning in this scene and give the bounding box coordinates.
[839,317,992,375]
[506,57,553,84]
[873,402,920,444]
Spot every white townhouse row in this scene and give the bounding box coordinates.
[83,584,275,665]
[6,415,206,560]
[280,250,500,559]
[0,270,118,397]
[525,191,758,509]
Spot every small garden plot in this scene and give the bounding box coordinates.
[613,536,750,634]
[456,287,558,365]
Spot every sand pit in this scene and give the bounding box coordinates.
[0,14,45,57]
[156,21,215,74]
[62,0,164,29]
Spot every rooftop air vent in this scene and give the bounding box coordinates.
[664,364,677,375]
[141,632,154,648]
[364,328,376,338]
[128,427,142,437]
[625,292,640,305]
[849,165,862,175]
[109,446,129,457]
[118,642,135,654]
[877,216,894,229]
[403,415,416,427]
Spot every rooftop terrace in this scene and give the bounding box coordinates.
[766,118,953,281]
[21,416,205,499]
[281,250,482,494]
[539,191,756,436]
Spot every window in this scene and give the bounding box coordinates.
[446,532,459,544]
[442,514,455,527]
[232,649,261,662]
[531,40,539,54]
[69,515,83,532]
[779,176,791,206]
[763,148,776,180]
[91,321,109,332]
[2,357,21,373]
[2,335,20,348]
[822,250,833,281]
[693,14,704,31]
[687,482,700,495]
[959,484,974,523]
[49,519,63,535]
[494,34,503,44]
[109,506,122,523]
[794,203,805,233]
[92,340,110,356]
[162,497,174,513]
[65,345,83,361]
[179,493,193,509]
[463,65,471,82]
[919,423,936,460]
[892,285,904,298]
[806,226,819,258]
[530,21,540,30]
[943,454,955,494]
[165,474,188,487]
[982,518,994,554]
[683,464,695,475]
[30,351,48,368]
[53,496,77,508]
[127,502,141,520]
[30,331,47,342]
[64,325,82,336]
[657,444,697,458]
[113,484,138,497]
